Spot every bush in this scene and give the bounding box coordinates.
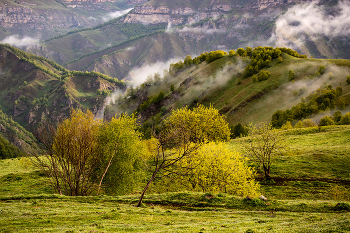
[334,203,350,211]
[257,70,270,81]
[288,69,296,81]
[347,75,350,85]
[339,113,350,125]
[319,116,334,126]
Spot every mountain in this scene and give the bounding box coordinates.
[104,47,350,132]
[24,0,350,84]
[0,0,147,41]
[0,44,125,134]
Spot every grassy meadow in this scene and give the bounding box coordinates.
[1,125,350,232]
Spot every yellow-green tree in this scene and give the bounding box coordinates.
[136,105,230,207]
[32,109,145,196]
[241,123,288,181]
[97,113,146,195]
[171,142,260,196]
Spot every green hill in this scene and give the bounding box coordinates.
[105,47,350,131]
[0,44,125,134]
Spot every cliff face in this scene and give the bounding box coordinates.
[123,4,232,25]
[0,0,145,40]
[123,0,318,25]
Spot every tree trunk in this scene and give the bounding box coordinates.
[136,169,159,207]
[263,165,271,180]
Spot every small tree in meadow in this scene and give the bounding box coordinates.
[241,123,288,180]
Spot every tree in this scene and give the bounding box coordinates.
[136,105,230,207]
[165,142,260,196]
[289,69,296,81]
[184,55,193,67]
[319,116,334,126]
[241,123,288,180]
[96,113,146,195]
[339,113,350,125]
[32,109,101,196]
[32,109,145,196]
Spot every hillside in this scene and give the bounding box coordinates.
[23,0,350,84]
[0,44,125,135]
[0,0,144,41]
[105,47,350,130]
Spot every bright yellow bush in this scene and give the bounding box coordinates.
[156,142,260,197]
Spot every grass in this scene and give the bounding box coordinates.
[230,125,350,200]
[1,126,350,232]
[0,193,349,232]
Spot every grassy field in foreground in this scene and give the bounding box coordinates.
[0,194,349,233]
[0,125,350,232]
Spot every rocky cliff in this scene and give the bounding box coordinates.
[123,0,319,25]
[0,0,145,40]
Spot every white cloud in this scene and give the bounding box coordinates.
[1,35,39,48]
[273,1,350,48]
[102,8,133,22]
[175,26,225,35]
[128,58,182,87]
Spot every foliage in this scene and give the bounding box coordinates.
[167,142,260,196]
[137,91,165,112]
[230,123,248,138]
[288,69,296,81]
[241,123,288,180]
[96,113,146,195]
[242,47,282,78]
[32,109,144,196]
[257,70,270,81]
[339,112,350,125]
[319,116,335,126]
[0,135,25,159]
[32,109,102,196]
[136,105,230,206]
[1,44,124,85]
[347,75,350,85]
[271,84,344,128]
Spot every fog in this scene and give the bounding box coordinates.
[128,58,183,87]
[273,1,350,48]
[102,8,133,22]
[1,35,39,48]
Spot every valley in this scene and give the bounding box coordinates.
[0,1,349,232]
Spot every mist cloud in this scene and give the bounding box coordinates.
[175,26,225,35]
[274,1,350,48]
[128,58,182,87]
[1,35,39,48]
[102,8,133,22]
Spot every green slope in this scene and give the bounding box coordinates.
[106,47,350,129]
[0,44,125,133]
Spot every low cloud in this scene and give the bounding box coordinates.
[102,8,133,22]
[273,1,350,48]
[175,26,225,35]
[1,35,39,48]
[128,58,183,87]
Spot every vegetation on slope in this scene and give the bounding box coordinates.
[0,44,124,132]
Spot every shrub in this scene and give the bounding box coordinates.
[288,69,296,81]
[257,70,270,81]
[319,116,334,126]
[339,113,350,125]
[347,75,350,85]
